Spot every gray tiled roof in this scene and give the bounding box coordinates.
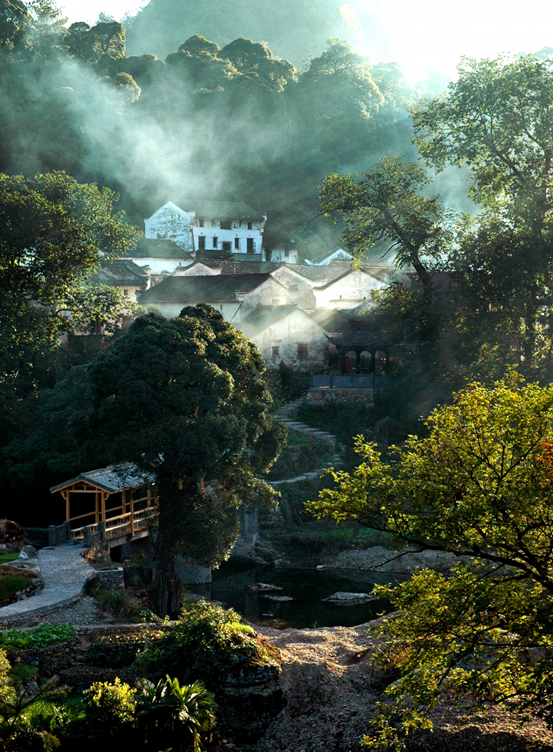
[88,260,149,287]
[327,331,381,347]
[50,462,155,494]
[139,273,276,304]
[180,199,265,222]
[129,238,193,260]
[309,308,351,332]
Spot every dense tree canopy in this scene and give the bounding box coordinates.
[86,306,285,615]
[309,374,553,747]
[0,171,139,399]
[412,55,553,378]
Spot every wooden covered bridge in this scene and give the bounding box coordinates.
[50,463,159,550]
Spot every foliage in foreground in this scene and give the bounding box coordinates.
[307,374,553,748]
[0,624,75,649]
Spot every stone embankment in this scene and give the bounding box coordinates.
[271,397,341,487]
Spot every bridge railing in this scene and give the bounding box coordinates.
[70,506,158,545]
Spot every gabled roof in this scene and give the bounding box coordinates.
[139,273,281,304]
[314,266,392,291]
[341,300,377,321]
[282,263,351,284]
[180,199,265,222]
[304,248,353,265]
[50,462,155,494]
[88,260,149,287]
[240,304,310,337]
[129,238,193,260]
[309,307,351,332]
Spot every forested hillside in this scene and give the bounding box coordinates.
[0,0,423,254]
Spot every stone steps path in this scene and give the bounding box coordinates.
[271,397,341,487]
[0,543,96,626]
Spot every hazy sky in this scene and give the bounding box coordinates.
[59,0,553,81]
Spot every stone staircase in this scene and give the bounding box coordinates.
[271,397,341,487]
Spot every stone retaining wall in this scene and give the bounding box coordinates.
[306,388,373,405]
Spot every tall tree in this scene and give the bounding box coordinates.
[87,306,285,616]
[308,374,553,748]
[0,171,139,399]
[412,54,553,377]
[320,156,452,361]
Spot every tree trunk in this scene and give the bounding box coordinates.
[150,477,187,617]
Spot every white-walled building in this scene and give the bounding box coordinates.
[144,200,267,258]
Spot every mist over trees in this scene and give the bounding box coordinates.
[0,0,423,253]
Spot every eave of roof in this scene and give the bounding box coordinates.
[50,462,155,494]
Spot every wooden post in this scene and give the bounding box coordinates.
[130,494,134,534]
[95,492,99,523]
[62,491,70,523]
[147,485,151,508]
[122,490,127,514]
[200,477,205,492]
[101,492,106,523]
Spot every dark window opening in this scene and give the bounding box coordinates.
[220,220,231,230]
[199,219,204,228]
[222,241,232,252]
[272,346,280,361]
[234,237,240,250]
[198,236,205,250]
[247,222,253,230]
[247,238,254,252]
[297,343,308,360]
[213,236,218,249]
[123,289,129,297]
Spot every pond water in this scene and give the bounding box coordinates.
[190,563,408,629]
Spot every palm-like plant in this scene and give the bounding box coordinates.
[136,676,217,752]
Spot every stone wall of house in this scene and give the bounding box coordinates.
[145,203,193,251]
[313,270,386,309]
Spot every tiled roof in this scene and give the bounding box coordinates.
[240,304,307,337]
[327,331,381,347]
[180,199,265,222]
[50,462,155,494]
[284,263,351,283]
[139,274,277,304]
[314,266,393,291]
[88,260,149,287]
[309,308,351,332]
[340,300,377,321]
[129,238,193,260]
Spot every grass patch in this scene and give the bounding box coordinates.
[0,623,75,649]
[0,552,20,564]
[0,573,34,605]
[85,580,154,623]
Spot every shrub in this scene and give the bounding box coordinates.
[135,600,264,684]
[83,677,137,740]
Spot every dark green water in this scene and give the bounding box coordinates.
[191,563,407,629]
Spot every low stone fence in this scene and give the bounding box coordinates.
[306,387,374,406]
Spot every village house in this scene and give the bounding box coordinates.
[312,267,392,309]
[143,199,267,259]
[304,248,354,265]
[137,273,296,322]
[123,238,194,281]
[238,305,351,370]
[87,259,150,302]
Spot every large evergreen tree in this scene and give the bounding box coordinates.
[87,306,285,616]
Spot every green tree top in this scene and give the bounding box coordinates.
[308,374,553,747]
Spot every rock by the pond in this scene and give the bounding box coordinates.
[262,595,294,602]
[250,583,283,592]
[19,545,37,560]
[324,592,377,604]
